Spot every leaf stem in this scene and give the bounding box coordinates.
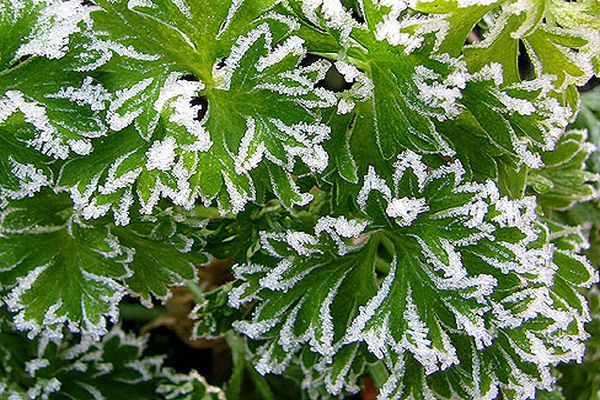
[119,303,165,321]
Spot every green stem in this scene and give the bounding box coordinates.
[225,331,246,400]
[248,366,275,400]
[186,281,204,303]
[193,206,223,220]
[119,303,164,321]
[368,361,389,389]
[0,56,34,80]
[225,331,275,400]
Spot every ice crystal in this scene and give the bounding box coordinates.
[15,0,88,60]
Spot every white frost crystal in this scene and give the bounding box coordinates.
[46,77,111,112]
[385,196,429,226]
[1,158,50,205]
[16,0,88,60]
[371,0,449,53]
[0,91,84,159]
[154,73,211,152]
[145,137,177,171]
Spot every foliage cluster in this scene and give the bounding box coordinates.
[0,0,599,398]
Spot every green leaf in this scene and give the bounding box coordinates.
[528,129,599,211]
[57,127,148,226]
[191,284,242,339]
[55,0,337,220]
[0,116,52,208]
[293,1,572,186]
[0,1,599,398]
[342,44,462,158]
[0,1,109,160]
[292,1,466,158]
[0,0,86,68]
[441,113,504,181]
[0,66,110,159]
[157,370,226,400]
[413,0,497,57]
[0,191,208,338]
[458,67,571,169]
[113,208,208,307]
[0,191,131,339]
[557,287,600,400]
[573,86,600,172]
[413,0,600,89]
[227,151,595,398]
[0,315,211,399]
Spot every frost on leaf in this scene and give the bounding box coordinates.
[0,119,52,209]
[295,1,572,184]
[574,86,600,171]
[0,82,108,159]
[0,317,188,399]
[413,0,600,89]
[113,207,208,307]
[458,66,572,169]
[195,21,335,212]
[0,0,598,398]
[191,284,244,340]
[0,0,88,68]
[0,192,131,340]
[157,369,226,400]
[54,1,336,220]
[0,0,111,160]
[226,151,597,399]
[0,192,207,339]
[57,128,148,226]
[327,30,465,158]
